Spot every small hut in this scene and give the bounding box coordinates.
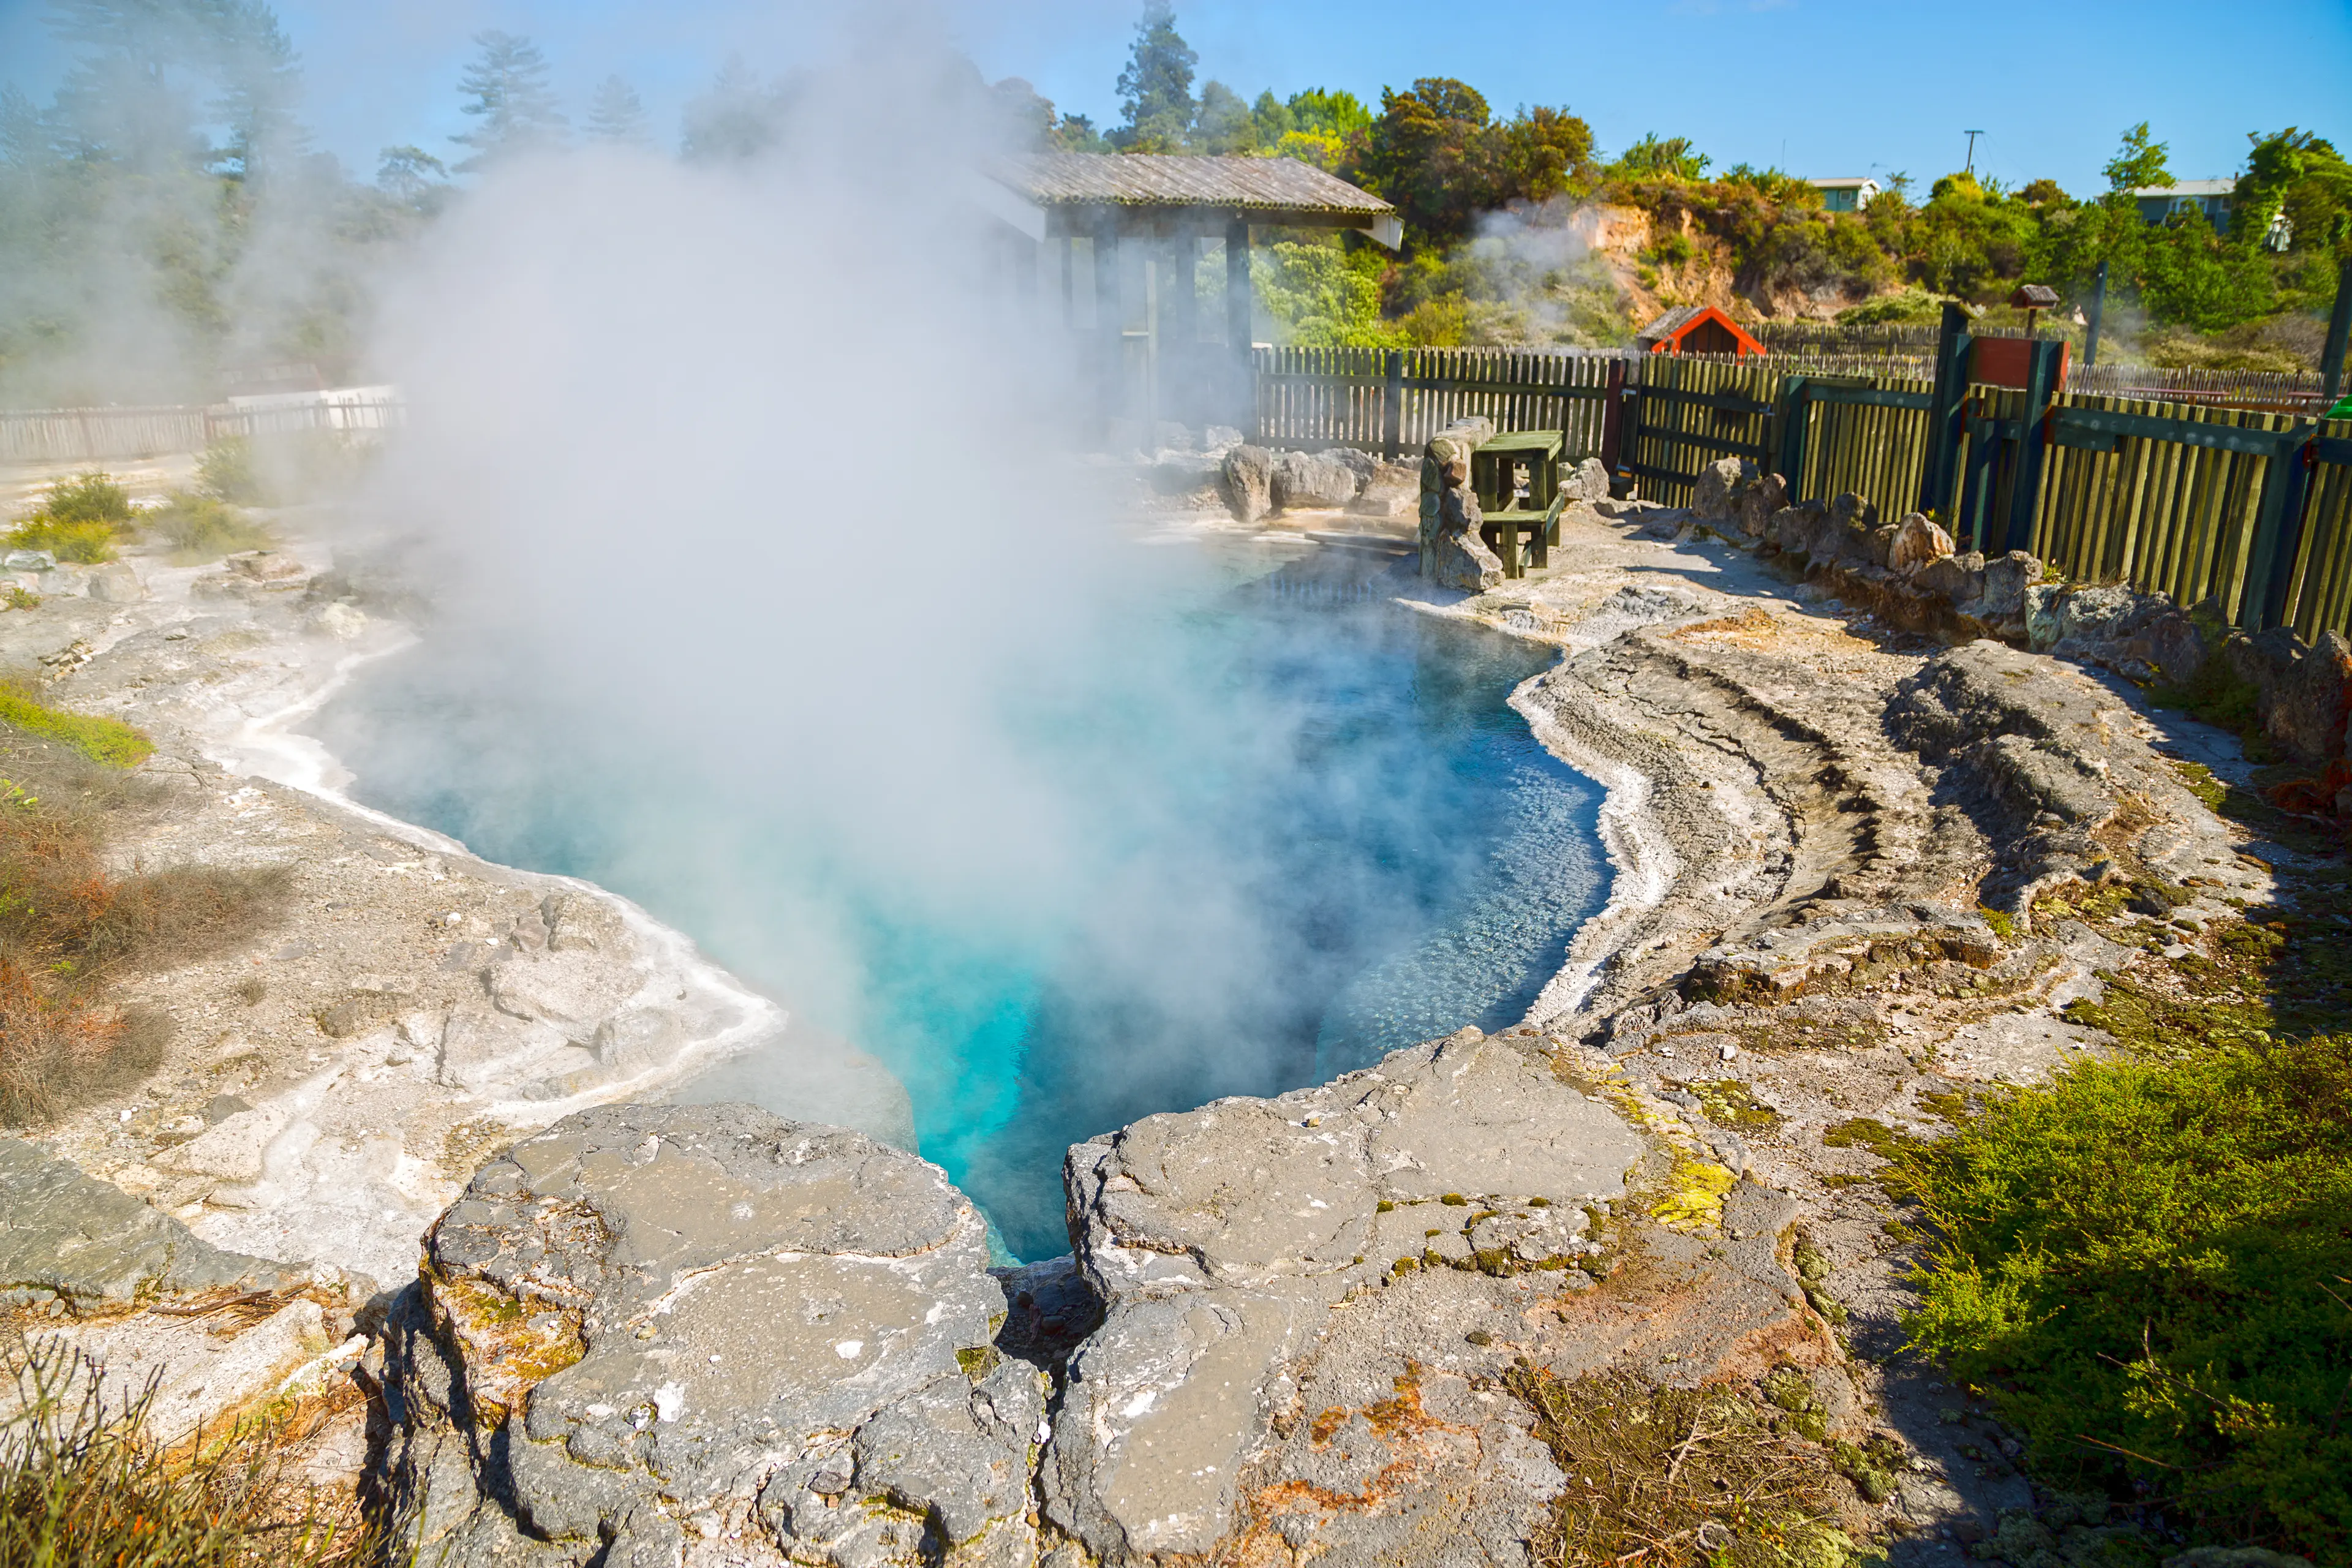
[1634,305,1766,357]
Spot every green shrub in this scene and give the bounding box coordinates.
[6,470,135,563]
[198,437,268,504]
[155,491,271,562]
[1900,1036,2352,1558]
[0,679,153,769]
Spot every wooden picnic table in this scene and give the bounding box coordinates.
[1472,429,1567,579]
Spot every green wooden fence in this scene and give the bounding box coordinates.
[1252,337,2352,642]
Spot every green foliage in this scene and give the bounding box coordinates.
[1190,80,1254,154]
[1838,287,1947,324]
[582,74,651,147]
[2103,122,2173,194]
[1251,241,1397,347]
[1900,1036,2352,1557]
[1613,133,1709,181]
[450,29,566,172]
[198,437,266,504]
[1346,78,1593,250]
[1110,0,1197,153]
[6,471,135,563]
[154,491,271,562]
[0,680,154,769]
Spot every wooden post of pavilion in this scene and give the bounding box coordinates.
[1226,220,1251,435]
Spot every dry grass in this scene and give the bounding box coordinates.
[0,1345,372,1568]
[1505,1364,1860,1568]
[0,728,288,1125]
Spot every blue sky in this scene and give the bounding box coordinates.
[3,0,2348,197]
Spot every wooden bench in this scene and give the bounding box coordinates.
[1472,429,1568,579]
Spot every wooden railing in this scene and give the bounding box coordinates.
[0,394,404,464]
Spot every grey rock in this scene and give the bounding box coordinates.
[1959,550,2041,624]
[0,1137,303,1305]
[1428,526,1503,594]
[1563,455,1613,507]
[1321,447,1378,488]
[1272,450,1363,511]
[4,549,56,571]
[1219,445,1273,523]
[1915,549,1985,605]
[1736,470,1787,538]
[384,1104,1030,1568]
[1044,1029,1641,1561]
[1692,458,1755,524]
[85,560,146,603]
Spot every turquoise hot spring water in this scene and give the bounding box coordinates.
[311,556,1610,1262]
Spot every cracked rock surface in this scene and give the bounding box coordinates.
[382,1103,1038,1568]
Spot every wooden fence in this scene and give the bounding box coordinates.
[1252,336,2352,641]
[0,393,403,464]
[1253,347,1615,459]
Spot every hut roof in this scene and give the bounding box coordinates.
[997,153,1395,216]
[1634,304,1768,356]
[1634,305,1709,347]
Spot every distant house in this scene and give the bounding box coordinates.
[1635,306,1767,357]
[1807,177,1880,213]
[2129,179,2235,227]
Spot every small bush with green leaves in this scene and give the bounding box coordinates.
[6,470,140,564]
[198,437,268,505]
[156,491,272,562]
[1900,1035,2352,1558]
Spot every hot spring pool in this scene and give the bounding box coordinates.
[312,554,1608,1260]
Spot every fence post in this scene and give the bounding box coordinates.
[1774,375,1809,502]
[2245,426,2318,632]
[1920,303,1973,522]
[2000,338,2066,555]
[1602,356,1629,484]
[2083,260,2108,369]
[1382,350,1404,461]
[2323,260,2352,404]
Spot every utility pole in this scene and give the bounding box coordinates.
[1963,130,1985,175]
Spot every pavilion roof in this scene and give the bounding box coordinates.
[992,153,1395,218]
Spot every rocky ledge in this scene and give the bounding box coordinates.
[3,491,2309,1568]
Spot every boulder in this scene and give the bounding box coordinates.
[1271,450,1362,511]
[1692,457,1756,524]
[1044,1030,1643,1563]
[228,550,304,581]
[1736,470,1787,538]
[1768,500,1829,559]
[85,560,146,603]
[1428,522,1503,593]
[1885,513,1955,575]
[1563,455,1613,506]
[1219,445,1274,523]
[2228,627,2352,763]
[1321,447,1378,489]
[1149,451,1221,496]
[1958,551,2041,625]
[4,548,56,571]
[383,1104,1038,1568]
[1916,549,1986,605]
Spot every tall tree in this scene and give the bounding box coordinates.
[450,30,565,172]
[2102,123,2171,195]
[1349,79,1593,249]
[1110,1,1194,153]
[583,74,651,147]
[679,56,786,164]
[1191,81,1253,154]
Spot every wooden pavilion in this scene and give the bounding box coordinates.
[978,154,1401,432]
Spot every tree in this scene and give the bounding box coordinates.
[450,30,565,172]
[584,75,651,146]
[1612,133,1708,181]
[1191,80,1253,153]
[1051,113,1109,154]
[2236,129,2351,256]
[1110,1,1194,153]
[1349,80,1593,249]
[2102,123,2170,195]
[680,56,785,164]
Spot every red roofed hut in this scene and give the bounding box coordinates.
[1635,305,1766,357]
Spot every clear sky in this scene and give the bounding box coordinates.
[4,0,2348,197]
